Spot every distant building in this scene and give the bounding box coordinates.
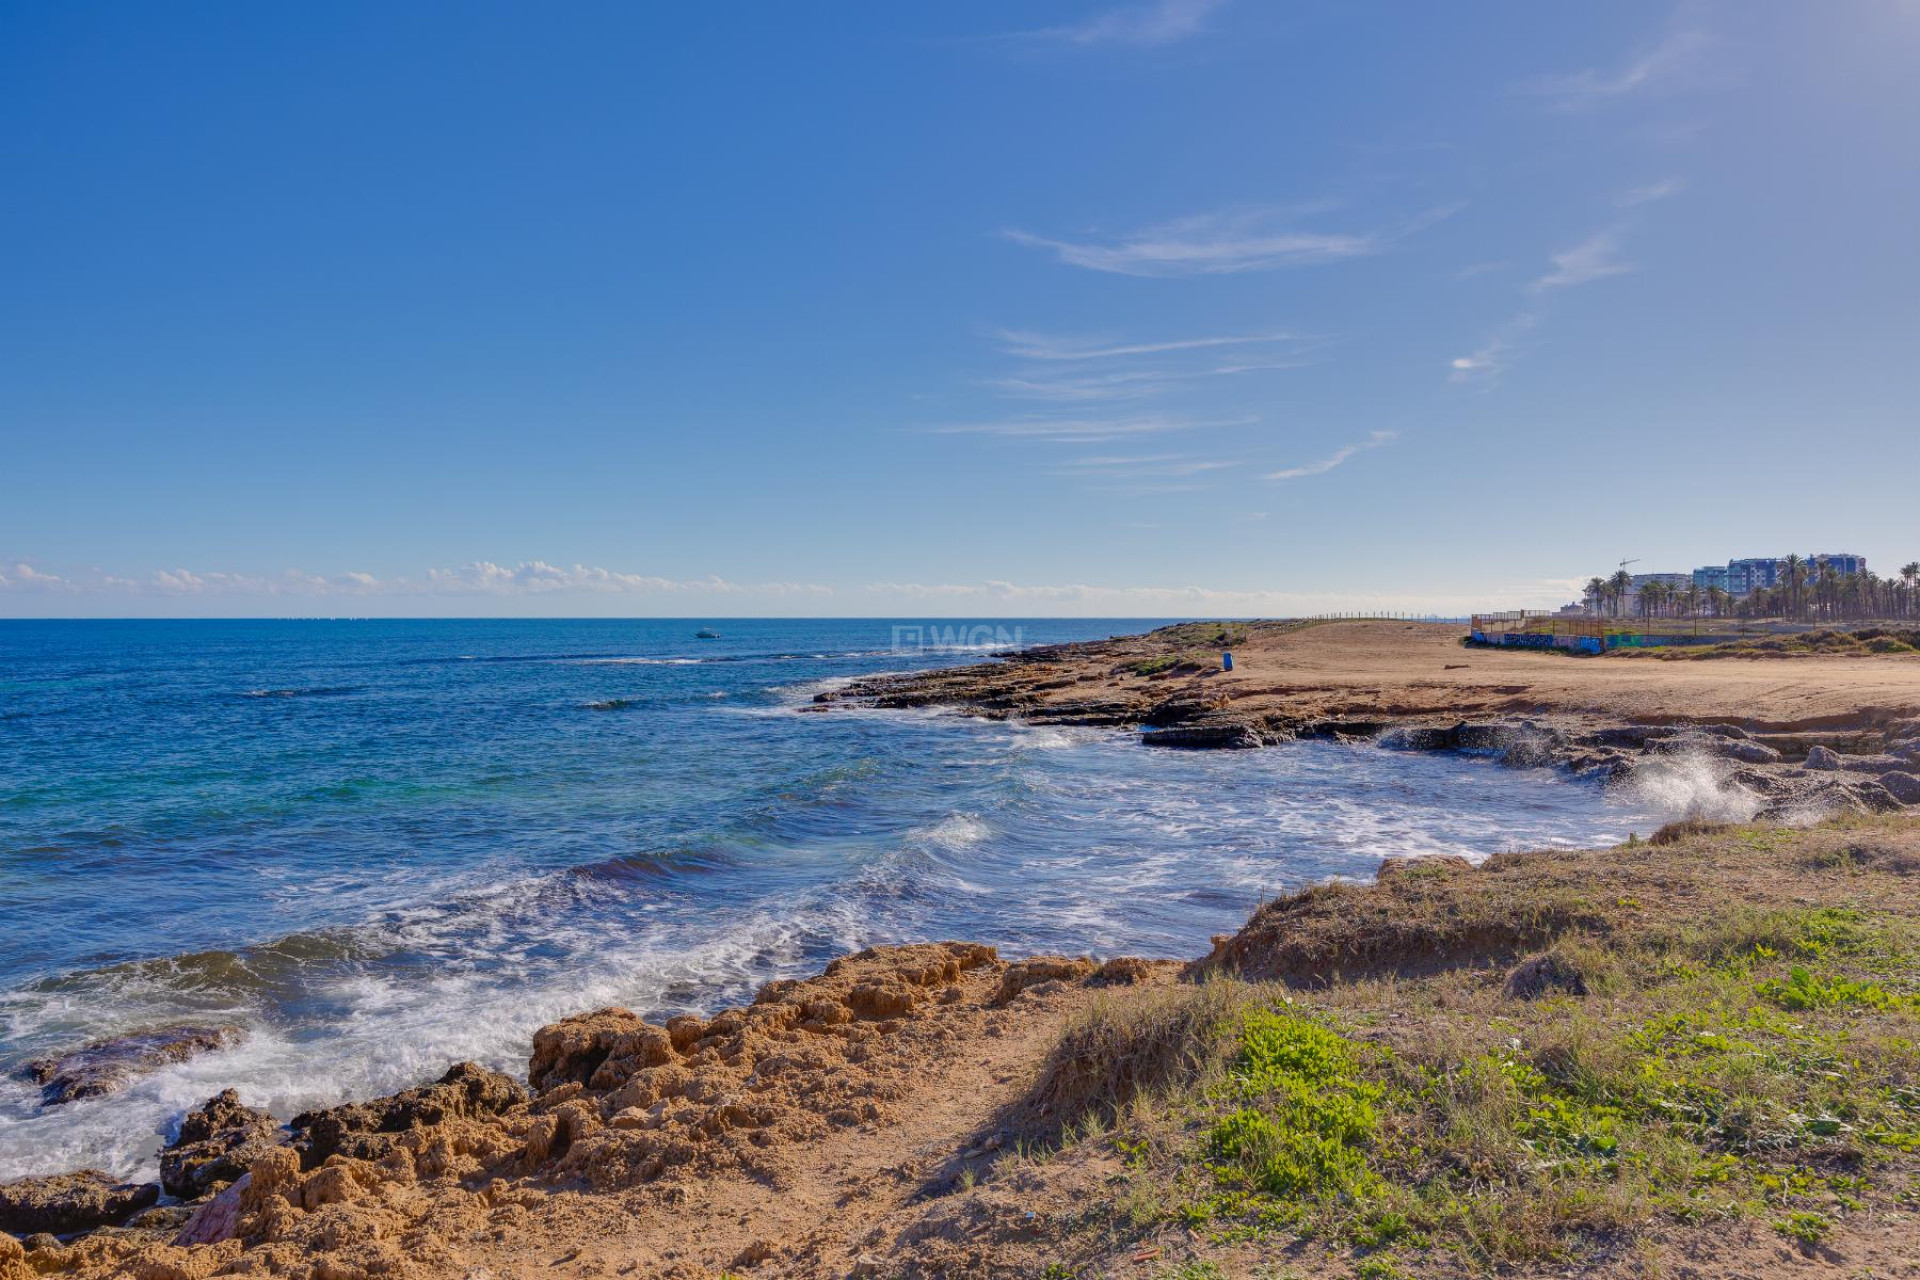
[1692,565,1731,594]
[1814,552,1869,578]
[1687,554,1870,599]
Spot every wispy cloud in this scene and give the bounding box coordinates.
[1003,206,1412,277]
[1521,25,1714,110]
[993,329,1298,361]
[927,413,1245,443]
[1049,453,1242,478]
[1264,430,1395,481]
[1614,177,1682,207]
[1021,0,1227,48]
[1530,231,1636,291]
[1449,312,1538,384]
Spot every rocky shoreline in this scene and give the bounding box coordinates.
[808,622,1920,819]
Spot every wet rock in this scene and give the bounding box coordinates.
[1881,771,1920,806]
[22,1024,243,1107]
[1805,745,1843,771]
[1139,722,1272,749]
[127,1203,195,1232]
[160,1088,284,1199]
[0,1170,158,1236]
[1837,754,1915,776]
[291,1061,526,1169]
[1505,952,1588,1001]
[1721,739,1782,765]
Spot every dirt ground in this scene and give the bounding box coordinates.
[911,620,1920,733]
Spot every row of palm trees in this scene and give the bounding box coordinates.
[1583,557,1920,623]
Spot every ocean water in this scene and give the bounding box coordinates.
[0,618,1662,1182]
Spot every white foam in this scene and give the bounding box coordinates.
[1622,751,1765,823]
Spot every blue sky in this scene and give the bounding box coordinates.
[3,1,1917,618]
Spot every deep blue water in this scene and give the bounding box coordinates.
[0,618,1659,1179]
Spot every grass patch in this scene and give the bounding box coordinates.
[1042,816,1920,1274]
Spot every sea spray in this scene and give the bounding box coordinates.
[1621,749,1764,823]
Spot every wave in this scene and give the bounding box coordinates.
[583,698,638,711]
[239,686,362,699]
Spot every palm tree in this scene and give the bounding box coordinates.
[1609,568,1634,619]
[1903,562,1919,618]
[1781,554,1807,620]
[1585,576,1608,617]
[1682,581,1703,618]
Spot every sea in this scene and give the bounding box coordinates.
[0,618,1666,1182]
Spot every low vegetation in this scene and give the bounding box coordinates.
[1630,626,1920,660]
[1013,815,1920,1277]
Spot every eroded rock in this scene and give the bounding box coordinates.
[0,1170,158,1236]
[23,1024,243,1107]
[161,1089,284,1198]
[291,1061,525,1168]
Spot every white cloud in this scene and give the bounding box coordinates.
[1530,232,1635,292]
[1004,209,1387,277]
[1449,311,1538,384]
[424,562,831,596]
[1264,431,1395,481]
[1023,0,1227,48]
[1615,178,1682,207]
[993,329,1298,361]
[1522,26,1714,109]
[926,413,1244,443]
[4,563,833,600]
[2,563,68,590]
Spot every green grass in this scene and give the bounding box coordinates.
[1042,819,1920,1274]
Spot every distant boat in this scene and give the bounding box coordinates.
[695,628,721,639]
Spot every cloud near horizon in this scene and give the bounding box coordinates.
[0,561,832,599]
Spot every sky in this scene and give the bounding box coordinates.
[3,0,1918,619]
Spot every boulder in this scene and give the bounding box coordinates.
[291,1061,525,1168]
[1804,745,1843,771]
[23,1024,243,1107]
[1721,739,1782,765]
[173,1174,248,1247]
[1505,952,1588,1001]
[0,1170,158,1236]
[1881,771,1920,806]
[160,1089,284,1199]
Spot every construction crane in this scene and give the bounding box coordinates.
[1618,558,1640,573]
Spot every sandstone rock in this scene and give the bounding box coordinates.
[529,1011,674,1097]
[1881,771,1920,806]
[1092,956,1153,985]
[991,956,1094,1006]
[160,1088,284,1199]
[0,1170,158,1236]
[1805,745,1843,771]
[22,1024,243,1107]
[292,1061,525,1168]
[1838,754,1916,776]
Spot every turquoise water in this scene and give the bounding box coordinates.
[0,618,1657,1180]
